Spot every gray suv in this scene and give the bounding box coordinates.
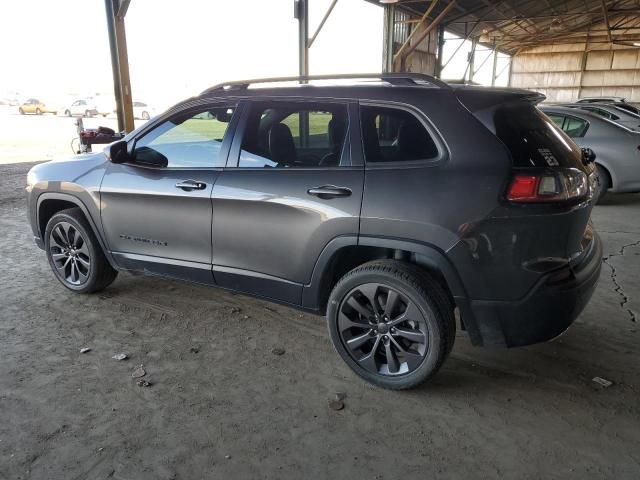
[26,74,603,389]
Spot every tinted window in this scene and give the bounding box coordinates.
[563,116,589,137]
[547,114,565,129]
[495,105,584,168]
[360,106,438,163]
[238,102,348,168]
[133,105,236,168]
[582,106,618,121]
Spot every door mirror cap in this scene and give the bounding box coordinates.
[581,147,596,165]
[105,140,130,164]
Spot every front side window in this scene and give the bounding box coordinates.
[360,106,439,163]
[132,105,236,168]
[237,102,348,168]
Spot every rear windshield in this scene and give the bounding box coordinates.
[494,103,584,169]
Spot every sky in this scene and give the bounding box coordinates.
[0,0,508,110]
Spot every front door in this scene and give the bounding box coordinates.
[100,102,240,284]
[211,100,363,304]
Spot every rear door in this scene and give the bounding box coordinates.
[100,101,240,283]
[211,100,363,305]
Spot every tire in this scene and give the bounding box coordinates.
[44,208,118,294]
[84,110,91,118]
[327,260,455,390]
[141,111,150,120]
[36,108,42,115]
[595,164,610,204]
[19,108,24,115]
[65,110,71,117]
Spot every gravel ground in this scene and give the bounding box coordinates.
[1,161,639,480]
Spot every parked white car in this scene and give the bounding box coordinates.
[63,99,98,117]
[133,101,154,120]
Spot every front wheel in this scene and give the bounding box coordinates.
[141,111,150,120]
[45,208,118,293]
[35,108,42,115]
[19,108,24,114]
[327,260,455,390]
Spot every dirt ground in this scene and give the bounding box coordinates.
[1,160,639,480]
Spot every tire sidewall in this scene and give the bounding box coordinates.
[327,269,444,388]
[596,165,609,203]
[44,212,100,293]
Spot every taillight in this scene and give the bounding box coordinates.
[507,168,589,203]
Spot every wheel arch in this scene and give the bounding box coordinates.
[595,161,613,189]
[303,235,467,309]
[37,193,117,268]
[303,235,483,346]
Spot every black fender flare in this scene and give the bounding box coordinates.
[303,234,467,305]
[36,192,118,269]
[302,234,482,345]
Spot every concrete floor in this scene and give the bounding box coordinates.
[0,161,638,480]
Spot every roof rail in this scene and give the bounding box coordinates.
[201,73,449,95]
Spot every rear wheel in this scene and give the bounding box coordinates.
[596,164,610,204]
[35,108,42,115]
[19,108,24,115]
[141,111,150,120]
[44,208,118,293]
[327,260,455,390]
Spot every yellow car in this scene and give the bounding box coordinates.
[18,98,57,115]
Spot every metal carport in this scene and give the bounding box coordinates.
[104,0,640,132]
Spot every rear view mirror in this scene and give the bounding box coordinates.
[106,140,131,164]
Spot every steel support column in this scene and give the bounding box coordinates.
[491,44,498,86]
[435,24,445,78]
[296,0,309,77]
[104,0,134,133]
[383,4,395,73]
[295,0,309,145]
[468,38,477,83]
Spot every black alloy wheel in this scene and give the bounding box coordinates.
[48,221,91,286]
[338,283,428,376]
[327,260,455,389]
[44,208,118,293]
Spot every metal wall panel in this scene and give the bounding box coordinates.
[511,25,640,103]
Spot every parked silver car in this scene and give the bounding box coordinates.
[541,105,640,202]
[560,103,640,131]
[575,97,640,116]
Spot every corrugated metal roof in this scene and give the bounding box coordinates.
[369,0,640,54]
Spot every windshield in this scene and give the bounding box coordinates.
[494,103,585,170]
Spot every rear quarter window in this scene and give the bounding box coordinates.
[494,104,584,169]
[360,105,439,164]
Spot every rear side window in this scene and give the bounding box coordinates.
[494,105,584,168]
[582,106,618,121]
[360,105,439,163]
[237,102,348,168]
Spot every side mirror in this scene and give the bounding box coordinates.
[581,147,596,165]
[106,140,131,164]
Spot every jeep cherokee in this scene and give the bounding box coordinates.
[26,74,602,389]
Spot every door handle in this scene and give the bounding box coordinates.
[175,180,207,191]
[307,185,352,199]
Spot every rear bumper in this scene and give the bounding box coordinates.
[464,232,603,347]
